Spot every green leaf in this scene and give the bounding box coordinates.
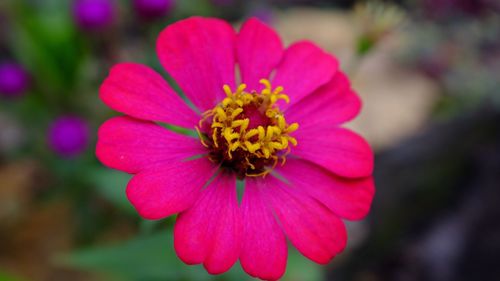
[86,167,134,215]
[0,270,25,281]
[174,0,215,18]
[283,247,323,281]
[356,35,375,57]
[58,231,250,281]
[8,2,87,97]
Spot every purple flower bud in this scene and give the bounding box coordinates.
[0,62,29,98]
[48,116,90,157]
[73,0,116,31]
[133,0,175,20]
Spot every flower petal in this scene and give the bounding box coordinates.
[240,179,287,281]
[272,41,338,109]
[157,17,236,112]
[286,72,361,128]
[126,157,217,220]
[96,116,206,174]
[237,18,284,91]
[174,173,241,274]
[99,63,199,128]
[276,159,375,220]
[291,127,373,178]
[260,176,347,264]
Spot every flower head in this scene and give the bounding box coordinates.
[133,0,175,20]
[73,0,116,31]
[97,17,375,280]
[49,116,89,157]
[0,62,29,98]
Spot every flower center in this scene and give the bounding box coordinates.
[197,79,299,179]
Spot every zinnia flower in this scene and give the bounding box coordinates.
[97,17,375,280]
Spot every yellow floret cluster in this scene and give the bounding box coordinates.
[197,79,299,177]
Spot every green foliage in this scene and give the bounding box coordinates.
[173,0,216,18]
[285,247,323,281]
[59,230,323,281]
[86,167,135,215]
[356,35,375,56]
[8,1,88,101]
[0,271,25,281]
[58,231,250,281]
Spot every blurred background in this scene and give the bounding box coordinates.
[0,0,499,280]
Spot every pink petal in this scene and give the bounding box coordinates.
[174,173,241,274]
[96,116,206,174]
[272,41,338,109]
[276,159,375,220]
[157,17,236,112]
[286,72,361,128]
[260,176,347,264]
[99,63,199,128]
[240,179,287,281]
[292,127,373,178]
[126,157,217,220]
[237,18,284,91]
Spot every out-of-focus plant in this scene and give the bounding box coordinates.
[400,0,500,114]
[354,1,405,57]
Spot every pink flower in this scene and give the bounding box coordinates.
[96,17,374,281]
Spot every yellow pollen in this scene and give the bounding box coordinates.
[197,79,299,178]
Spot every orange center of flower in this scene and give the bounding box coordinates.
[197,79,299,179]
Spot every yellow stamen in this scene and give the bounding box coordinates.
[195,127,208,148]
[223,85,233,97]
[212,127,219,147]
[245,128,259,139]
[257,126,266,140]
[245,141,261,153]
[286,123,299,133]
[223,127,240,143]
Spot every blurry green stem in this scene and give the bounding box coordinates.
[346,34,377,77]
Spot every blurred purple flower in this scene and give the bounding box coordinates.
[133,0,175,20]
[249,8,274,25]
[73,0,116,31]
[48,116,90,157]
[0,62,29,98]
